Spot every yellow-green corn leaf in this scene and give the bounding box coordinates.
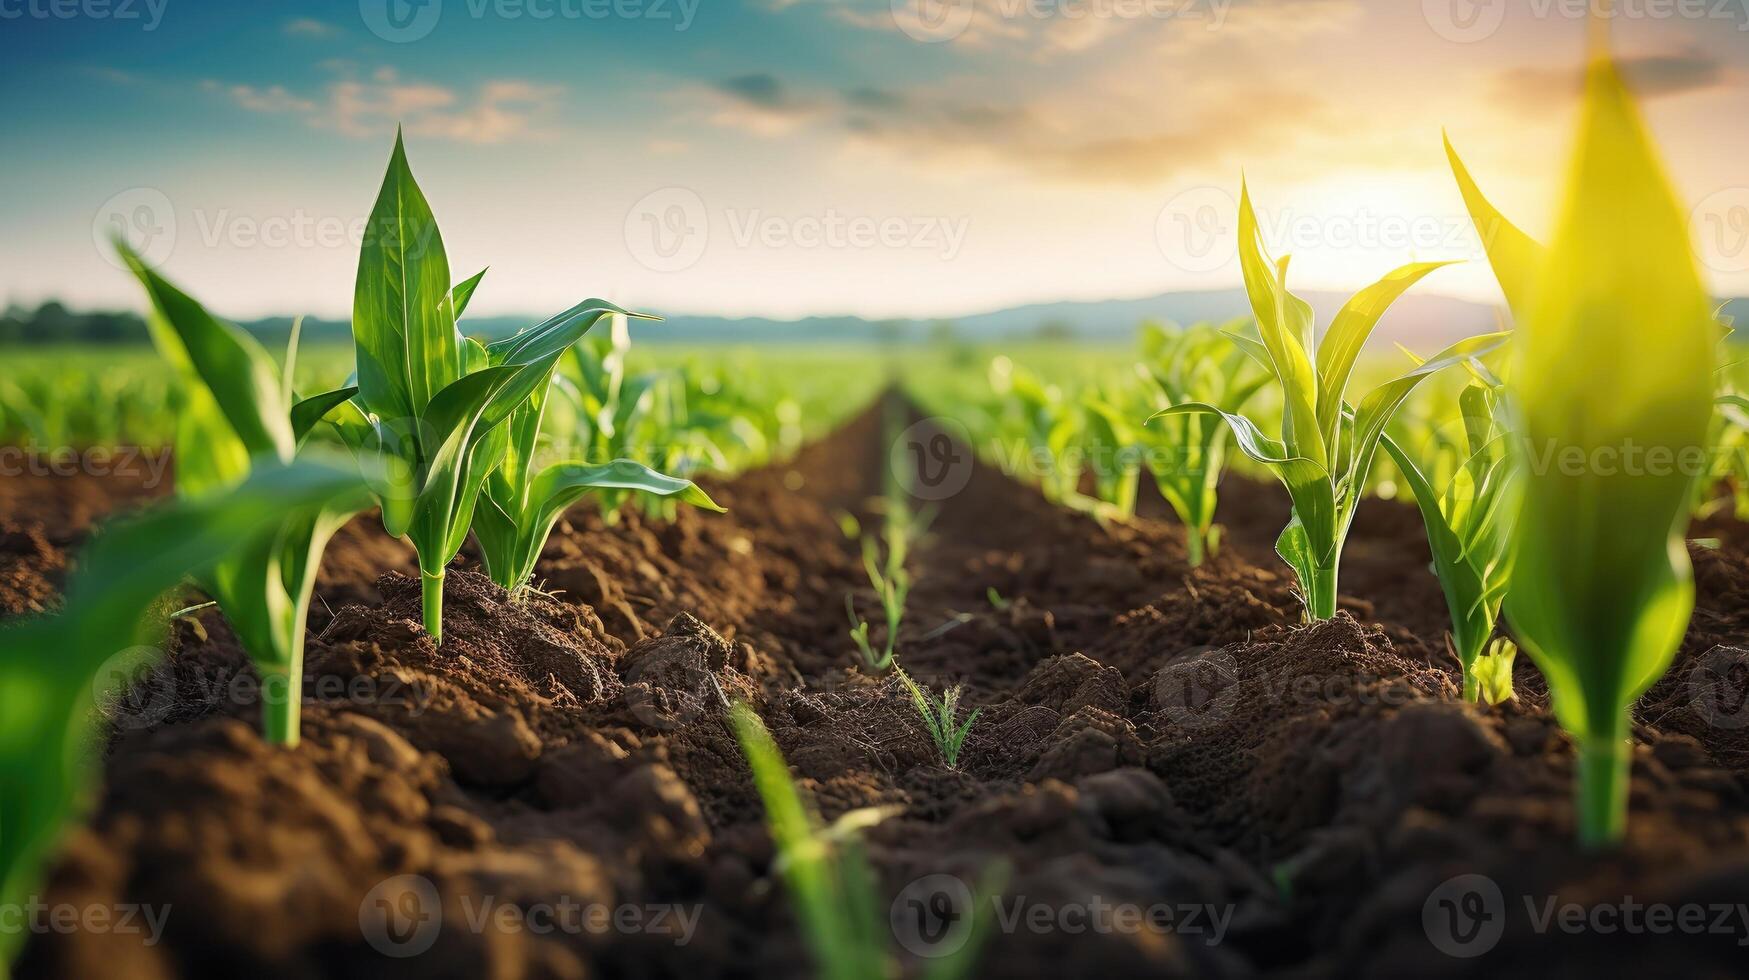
[1315,261,1457,453]
[1444,133,1547,322]
[1507,54,1716,738]
[1238,183,1326,469]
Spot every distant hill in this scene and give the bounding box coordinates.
[12,290,1749,352]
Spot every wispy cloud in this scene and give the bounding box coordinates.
[807,0,1359,58]
[283,18,339,38]
[704,69,1330,185]
[1493,48,1729,113]
[205,66,565,144]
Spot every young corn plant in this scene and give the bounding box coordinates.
[1137,321,1270,566]
[847,499,924,673]
[1082,390,1143,521]
[1380,378,1520,704]
[893,665,981,769]
[1456,49,1717,846]
[335,132,643,642]
[1156,185,1506,618]
[0,459,368,977]
[727,704,997,980]
[119,243,373,746]
[469,317,723,593]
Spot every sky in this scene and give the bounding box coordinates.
[2,0,1748,322]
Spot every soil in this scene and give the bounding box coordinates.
[6,394,1749,978]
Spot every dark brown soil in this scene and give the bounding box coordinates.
[7,397,1749,978]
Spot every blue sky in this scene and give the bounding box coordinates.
[3,0,1748,321]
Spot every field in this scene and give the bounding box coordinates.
[7,41,1749,980]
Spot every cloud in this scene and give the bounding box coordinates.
[206,67,564,144]
[1493,48,1728,112]
[703,69,1329,185]
[796,0,1359,58]
[283,18,339,38]
[706,72,832,134]
[201,80,320,114]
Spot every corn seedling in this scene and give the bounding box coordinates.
[1381,378,1519,703]
[1457,48,1717,846]
[1138,321,1271,566]
[333,132,642,642]
[847,511,919,673]
[1156,185,1505,619]
[893,665,981,768]
[119,244,374,746]
[0,458,368,976]
[470,313,723,592]
[728,704,996,980]
[1082,390,1143,521]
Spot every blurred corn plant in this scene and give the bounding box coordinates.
[1453,43,1718,846]
[728,704,1001,980]
[119,243,376,746]
[0,458,368,978]
[1135,321,1271,566]
[1381,373,1520,703]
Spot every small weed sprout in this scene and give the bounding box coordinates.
[893,665,981,769]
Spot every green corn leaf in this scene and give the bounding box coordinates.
[291,386,360,445]
[1315,261,1457,452]
[1348,332,1510,505]
[0,457,370,975]
[117,242,293,461]
[1445,133,1547,321]
[729,705,885,980]
[1505,48,1716,846]
[353,129,459,424]
[451,267,488,321]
